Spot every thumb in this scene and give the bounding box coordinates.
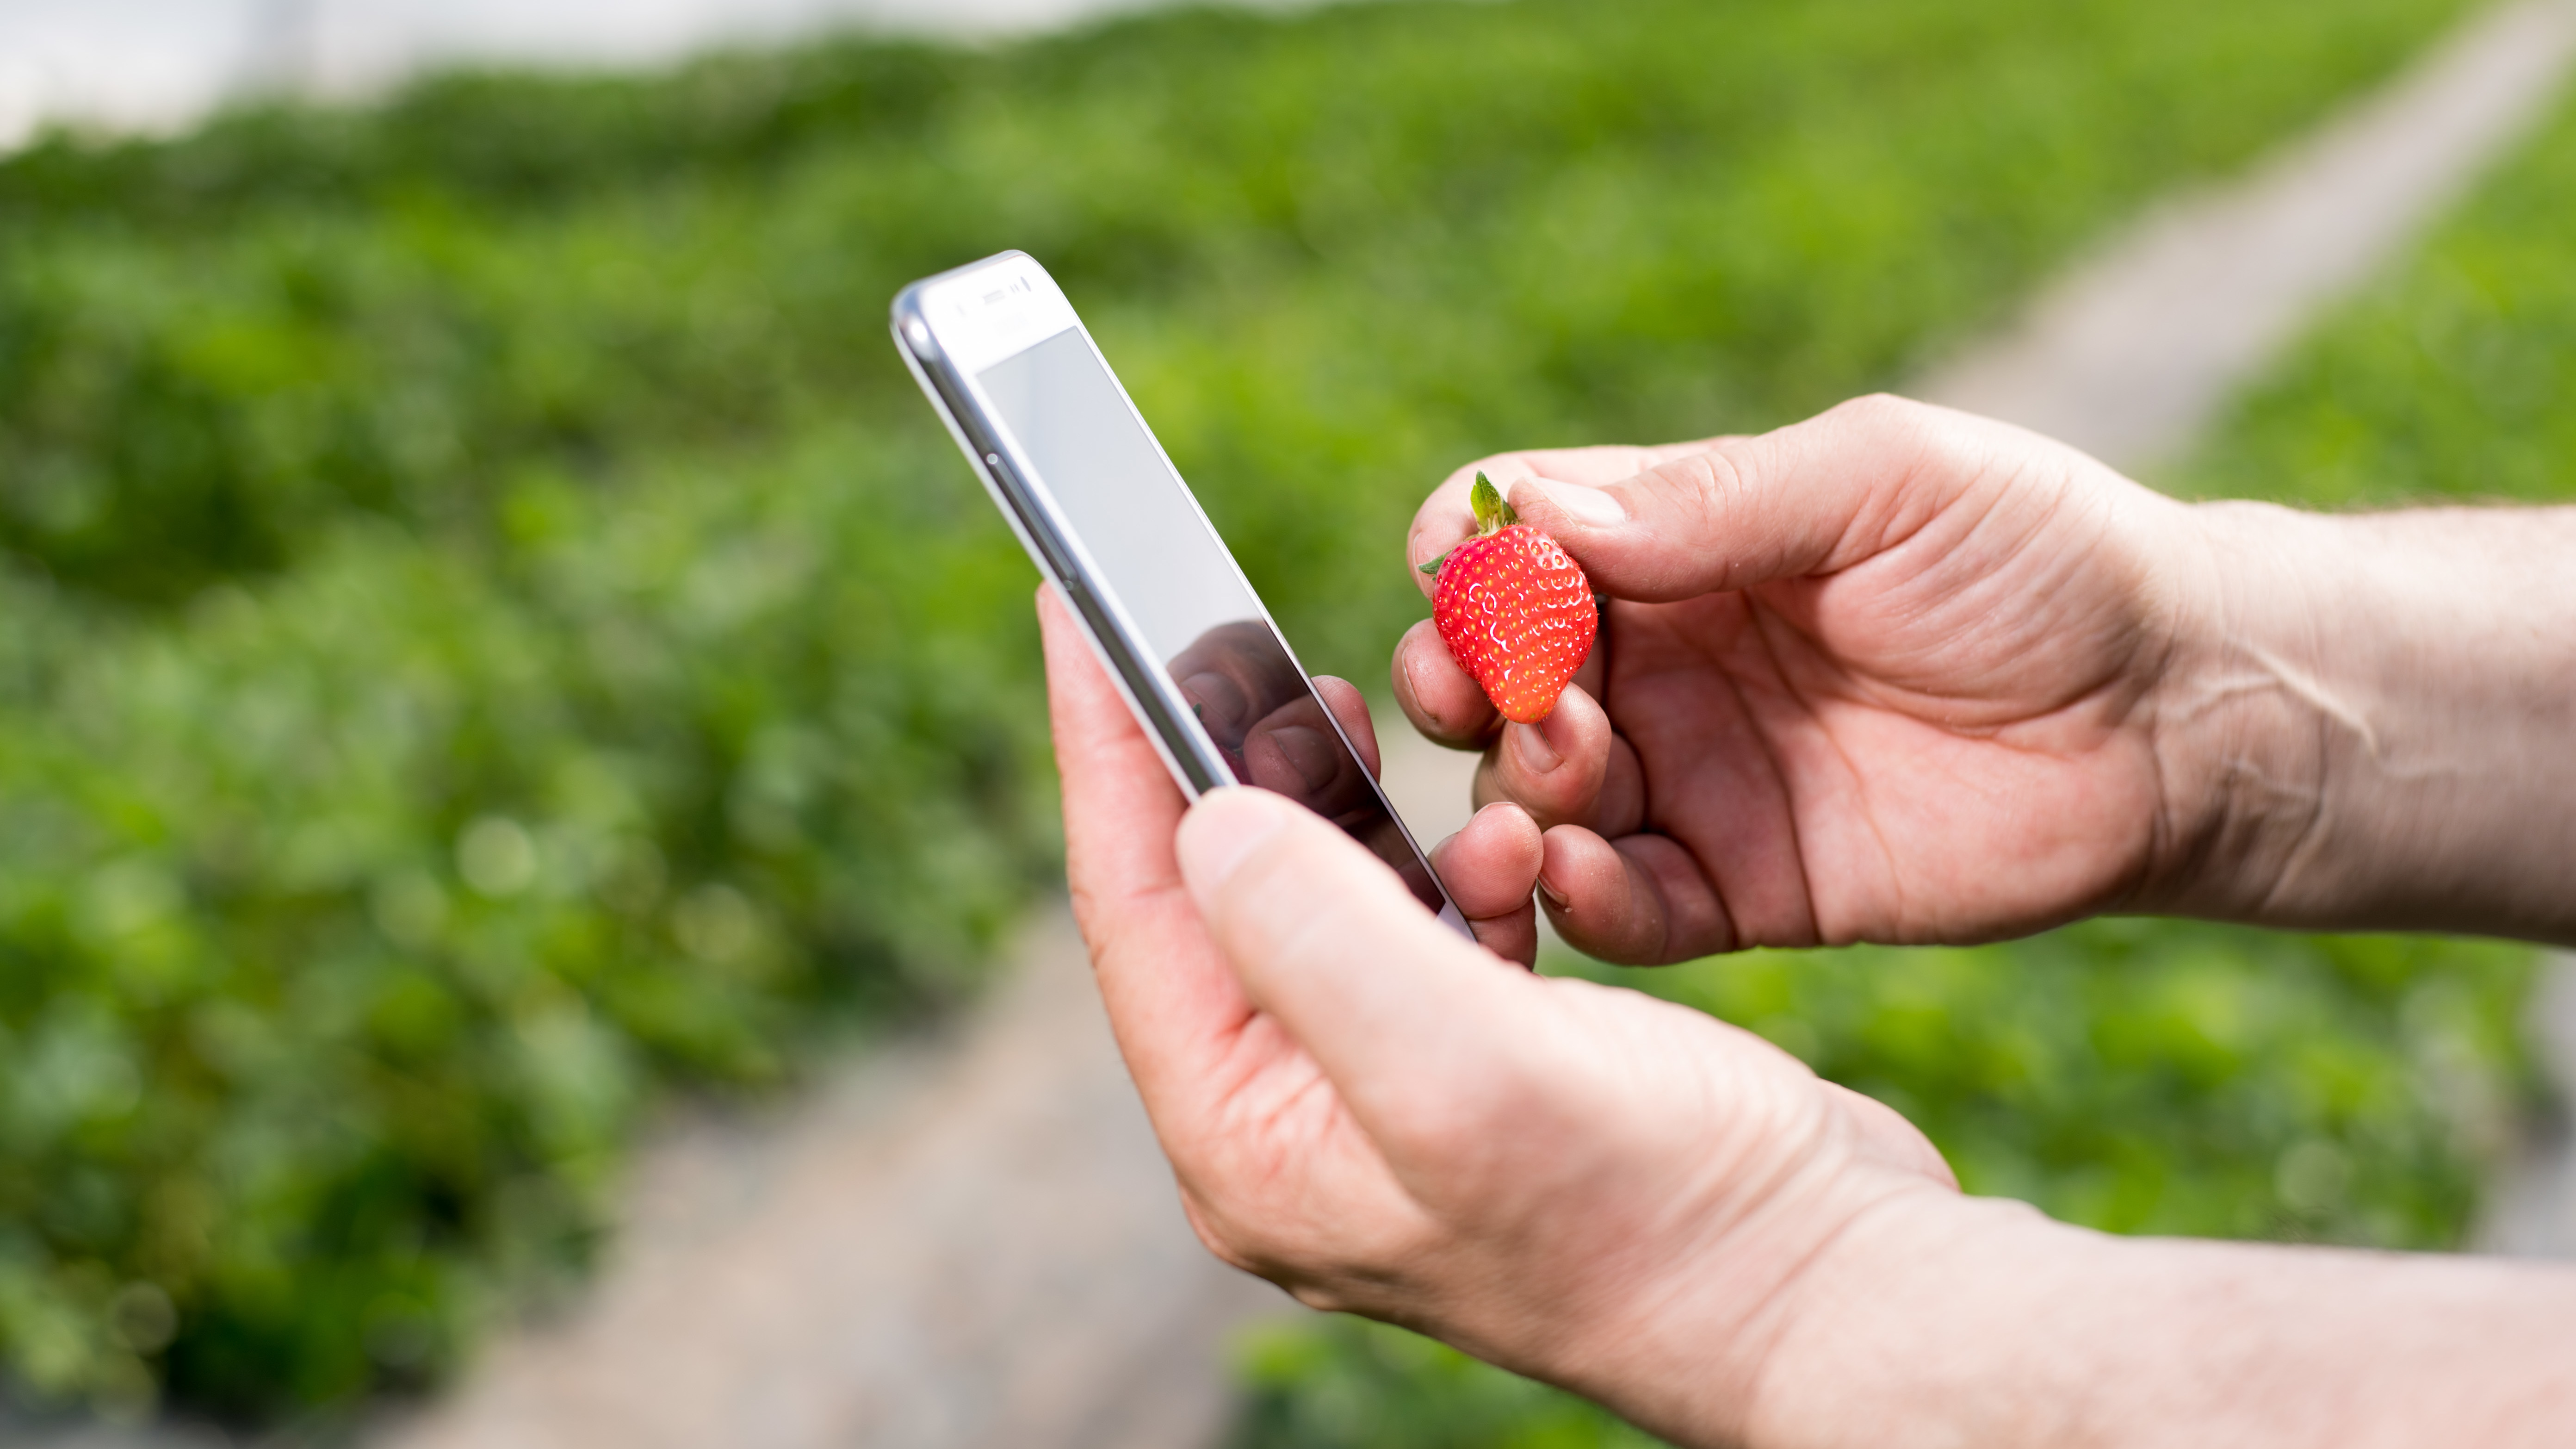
[1505,394,2007,602]
[1176,787,1545,1154]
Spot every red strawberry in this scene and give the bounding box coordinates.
[1421,473,1598,724]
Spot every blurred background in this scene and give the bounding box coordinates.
[0,0,2571,1444]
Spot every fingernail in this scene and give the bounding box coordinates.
[1517,479,1627,528]
[1177,787,1292,896]
[1535,872,1571,911]
[1399,650,1439,730]
[1508,721,1561,775]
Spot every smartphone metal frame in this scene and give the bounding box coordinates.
[892,250,1465,931]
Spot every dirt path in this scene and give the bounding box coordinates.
[2479,957,2576,1256]
[1915,0,2576,475]
[370,907,1278,1449]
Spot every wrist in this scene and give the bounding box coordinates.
[2145,500,2576,941]
[1543,1158,2006,1449]
[1740,1178,2576,1449]
[1737,1187,2062,1449]
[2136,498,2348,923]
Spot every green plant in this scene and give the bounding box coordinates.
[1233,1314,1662,1449]
[2173,83,2576,508]
[0,430,1055,1414]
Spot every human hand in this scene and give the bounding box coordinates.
[1040,583,1963,1443]
[1395,395,2217,960]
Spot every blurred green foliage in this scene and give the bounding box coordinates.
[0,0,2534,1426]
[1641,926,2532,1243]
[0,0,2496,676]
[1234,1316,1671,1449]
[2180,82,2576,508]
[1238,50,2576,1449]
[0,439,1047,1414]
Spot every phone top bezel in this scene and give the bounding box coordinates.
[892,250,1463,931]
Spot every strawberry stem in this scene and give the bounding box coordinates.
[1421,473,1522,578]
[1470,472,1521,534]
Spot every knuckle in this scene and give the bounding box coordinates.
[1656,449,1749,554]
[1821,393,1997,510]
[1176,1189,1267,1276]
[1832,391,1932,431]
[1836,391,1972,465]
[1179,1174,1437,1314]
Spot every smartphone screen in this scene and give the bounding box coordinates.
[976,328,1446,914]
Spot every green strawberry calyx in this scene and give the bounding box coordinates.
[1418,472,1521,576]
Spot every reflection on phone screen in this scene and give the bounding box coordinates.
[1165,621,1440,910]
[977,329,1443,912]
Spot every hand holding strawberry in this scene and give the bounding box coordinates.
[1420,473,1599,724]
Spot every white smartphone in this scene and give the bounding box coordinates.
[892,250,1466,934]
